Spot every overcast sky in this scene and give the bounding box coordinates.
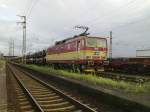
[0,0,150,57]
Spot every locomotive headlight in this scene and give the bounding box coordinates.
[86,56,91,59]
[94,48,98,50]
[101,56,105,59]
[94,51,100,55]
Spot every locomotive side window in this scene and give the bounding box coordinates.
[81,39,85,47]
[86,38,106,47]
[86,38,97,47]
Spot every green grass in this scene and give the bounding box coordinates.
[25,64,150,93]
[0,60,5,68]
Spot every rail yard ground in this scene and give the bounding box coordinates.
[11,63,149,112]
[7,63,98,112]
[0,60,7,112]
[7,62,132,112]
[1,61,150,111]
[23,64,150,108]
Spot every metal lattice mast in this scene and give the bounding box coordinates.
[9,41,11,56]
[12,39,14,56]
[17,15,26,63]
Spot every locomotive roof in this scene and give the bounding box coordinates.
[55,35,107,45]
[55,35,84,45]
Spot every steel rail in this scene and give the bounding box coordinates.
[9,64,97,112]
[21,69,97,112]
[8,65,44,112]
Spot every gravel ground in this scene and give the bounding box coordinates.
[6,63,19,112]
[0,61,7,112]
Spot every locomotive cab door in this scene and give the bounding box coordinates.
[77,40,81,52]
[77,40,81,60]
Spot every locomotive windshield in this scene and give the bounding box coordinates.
[86,37,106,47]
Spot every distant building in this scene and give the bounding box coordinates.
[136,49,150,58]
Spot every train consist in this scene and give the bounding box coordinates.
[26,50,46,65]
[12,30,108,72]
[10,28,150,75]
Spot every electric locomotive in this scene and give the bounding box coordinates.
[46,28,108,72]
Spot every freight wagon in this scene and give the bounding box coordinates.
[107,57,150,75]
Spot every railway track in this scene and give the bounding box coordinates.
[8,64,96,112]
[97,72,150,83]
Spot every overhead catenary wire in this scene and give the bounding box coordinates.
[23,0,30,15]
[86,0,137,24]
[23,0,146,30]
[21,0,40,54]
[26,0,39,18]
[94,15,150,35]
[25,29,52,53]
[26,0,35,18]
[24,0,34,16]
[87,0,146,27]
[88,14,150,38]
[22,0,149,42]
[112,16,150,31]
[64,0,145,36]
[87,0,150,37]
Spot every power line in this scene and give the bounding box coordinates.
[78,0,134,26]
[65,0,141,34]
[87,0,141,27]
[23,0,30,15]
[23,0,39,19]
[112,16,150,31]
[95,15,150,35]
[26,0,39,18]
[25,29,51,52]
[24,0,34,16]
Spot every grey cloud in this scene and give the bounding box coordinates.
[0,0,150,57]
